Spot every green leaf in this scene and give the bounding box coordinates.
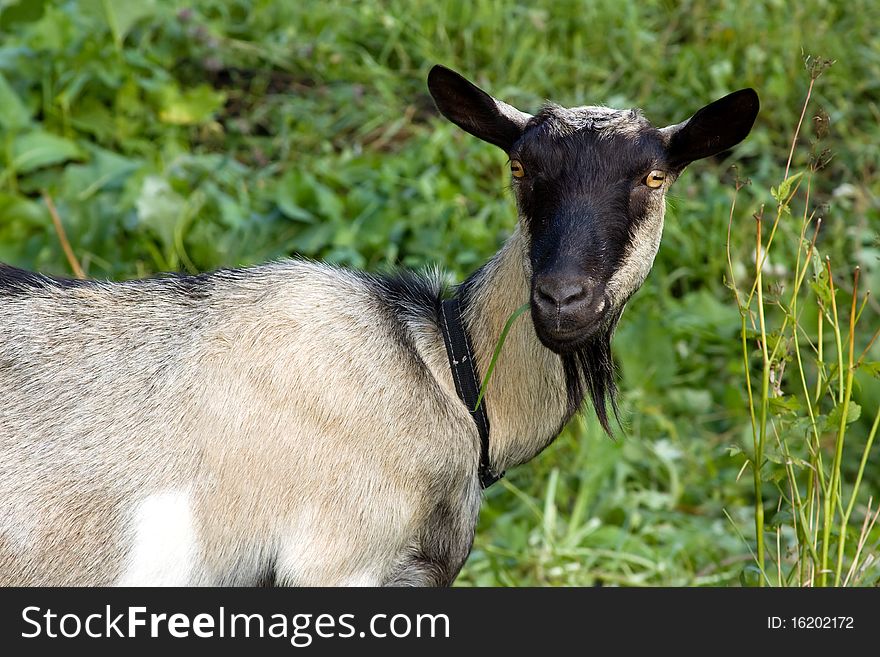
[770,171,804,204]
[826,402,862,430]
[763,329,785,354]
[276,193,316,223]
[769,395,802,416]
[475,302,531,411]
[11,130,83,173]
[739,564,763,587]
[668,387,713,414]
[766,508,794,529]
[158,84,226,126]
[790,416,818,438]
[135,175,185,251]
[861,361,880,378]
[0,192,47,226]
[0,0,49,31]
[78,0,158,46]
[314,182,345,222]
[69,98,117,141]
[61,146,141,200]
[105,0,159,44]
[809,277,832,307]
[274,169,318,223]
[0,72,31,130]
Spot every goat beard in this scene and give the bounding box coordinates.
[560,312,621,435]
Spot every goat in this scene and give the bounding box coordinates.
[0,66,758,586]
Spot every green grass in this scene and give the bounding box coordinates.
[724,61,880,586]
[1,0,878,585]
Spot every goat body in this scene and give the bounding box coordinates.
[0,67,758,586]
[0,241,557,586]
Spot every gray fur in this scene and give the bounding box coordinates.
[529,104,649,138]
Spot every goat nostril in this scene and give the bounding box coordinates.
[536,281,588,308]
[559,285,587,306]
[536,285,556,307]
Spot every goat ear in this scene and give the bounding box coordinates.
[428,65,531,152]
[660,88,759,168]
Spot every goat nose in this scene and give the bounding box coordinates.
[536,279,589,308]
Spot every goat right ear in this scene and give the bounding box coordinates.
[661,88,760,169]
[427,65,531,152]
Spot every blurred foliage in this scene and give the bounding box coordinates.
[0,0,878,585]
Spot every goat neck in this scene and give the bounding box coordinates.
[457,226,571,473]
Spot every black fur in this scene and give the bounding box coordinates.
[364,269,444,322]
[361,269,445,381]
[167,271,214,301]
[427,65,528,152]
[664,88,760,167]
[384,500,475,586]
[0,263,96,295]
[513,107,667,336]
[254,560,278,587]
[560,317,621,435]
[0,262,218,300]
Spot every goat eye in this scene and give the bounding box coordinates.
[510,160,525,178]
[644,170,666,188]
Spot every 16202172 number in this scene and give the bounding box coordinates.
[768,616,854,630]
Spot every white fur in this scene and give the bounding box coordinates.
[0,508,35,553]
[117,490,198,586]
[606,194,666,306]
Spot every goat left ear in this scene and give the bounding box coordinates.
[661,88,759,168]
[427,65,531,152]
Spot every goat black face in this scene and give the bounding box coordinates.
[513,108,671,351]
[428,65,759,354]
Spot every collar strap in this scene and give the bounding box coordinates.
[439,297,503,489]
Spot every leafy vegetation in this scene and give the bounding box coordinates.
[1,0,878,585]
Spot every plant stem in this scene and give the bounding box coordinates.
[827,260,845,404]
[785,77,815,180]
[789,213,823,578]
[838,404,880,584]
[42,191,86,279]
[754,213,769,582]
[815,307,824,404]
[831,268,859,585]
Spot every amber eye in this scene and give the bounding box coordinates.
[645,170,666,188]
[510,160,525,178]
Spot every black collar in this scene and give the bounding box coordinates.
[439,297,503,489]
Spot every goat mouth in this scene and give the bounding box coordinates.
[532,318,607,354]
[537,332,592,354]
[530,294,614,354]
